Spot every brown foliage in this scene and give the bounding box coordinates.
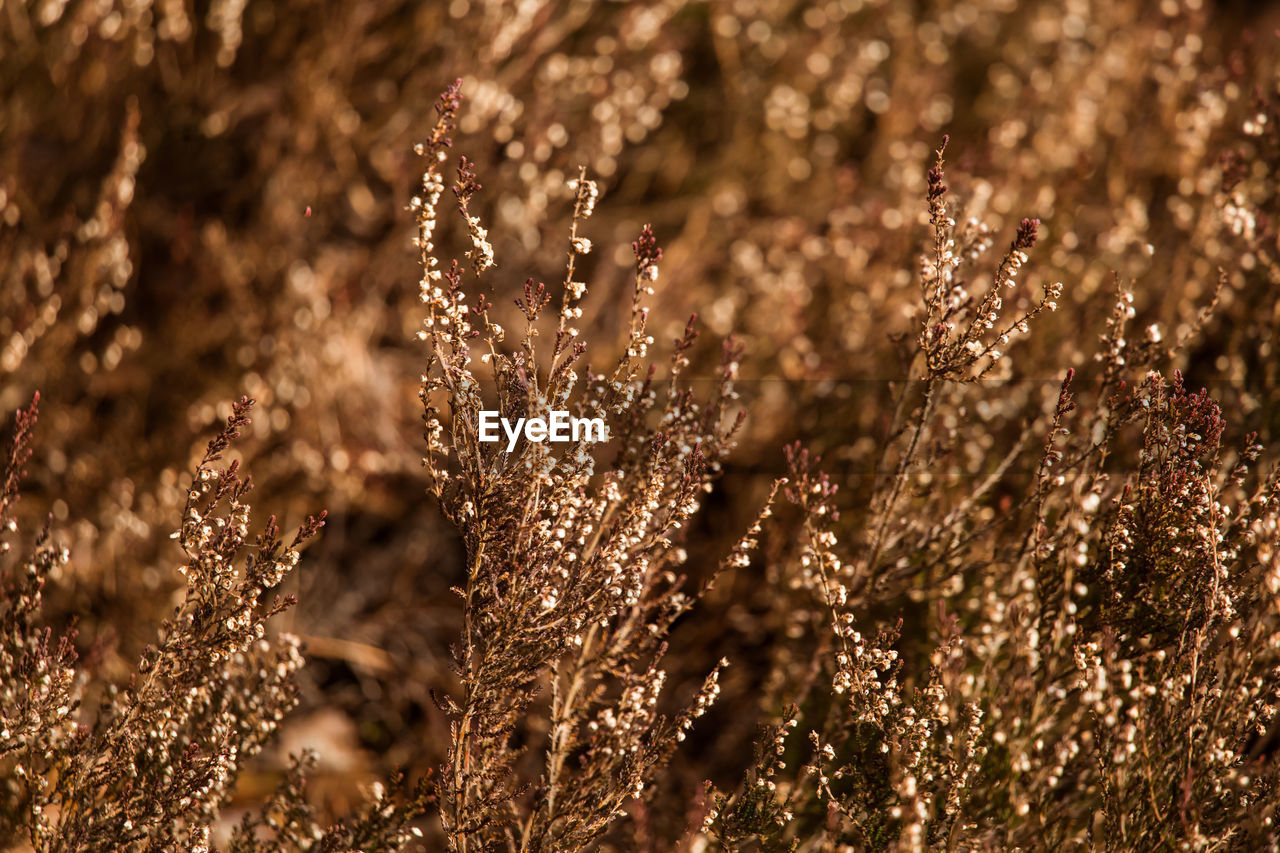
[4,1,1280,850]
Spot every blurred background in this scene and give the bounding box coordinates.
[3,0,1278,841]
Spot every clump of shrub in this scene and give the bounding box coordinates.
[416,81,757,850]
[1,392,434,850]
[704,186,1280,850]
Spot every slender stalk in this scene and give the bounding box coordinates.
[861,376,938,592]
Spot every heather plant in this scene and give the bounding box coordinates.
[413,81,769,851]
[698,147,1280,851]
[0,395,430,851]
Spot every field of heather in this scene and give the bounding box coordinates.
[4,2,1280,850]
